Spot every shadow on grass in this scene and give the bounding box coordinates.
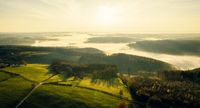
[21,91,92,108]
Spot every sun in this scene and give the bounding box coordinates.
[96,5,118,26]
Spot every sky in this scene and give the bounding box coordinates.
[0,0,200,33]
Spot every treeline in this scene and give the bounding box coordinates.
[47,60,119,87]
[49,60,118,81]
[79,53,174,74]
[129,78,200,108]
[158,68,200,83]
[119,68,200,108]
[120,75,200,108]
[0,45,174,74]
[0,50,26,68]
[50,60,198,108]
[128,40,200,56]
[0,45,104,67]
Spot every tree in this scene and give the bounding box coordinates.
[0,51,26,67]
[47,60,119,84]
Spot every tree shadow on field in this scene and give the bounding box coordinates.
[20,90,92,108]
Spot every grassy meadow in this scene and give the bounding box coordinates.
[0,64,130,108]
[0,46,199,108]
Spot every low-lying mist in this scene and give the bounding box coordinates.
[0,32,199,70]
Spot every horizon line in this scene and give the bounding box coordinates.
[0,31,200,34]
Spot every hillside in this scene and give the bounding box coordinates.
[0,64,130,108]
[79,53,174,73]
[158,68,200,83]
[0,46,175,74]
[128,40,200,56]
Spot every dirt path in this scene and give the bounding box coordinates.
[1,70,144,107]
[15,82,44,108]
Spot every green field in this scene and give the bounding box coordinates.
[3,64,131,98]
[24,85,125,108]
[0,76,33,108]
[0,71,11,81]
[0,64,130,108]
[2,64,59,82]
[78,78,131,99]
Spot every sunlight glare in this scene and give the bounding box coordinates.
[96,5,118,26]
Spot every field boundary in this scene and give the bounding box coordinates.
[0,69,145,107]
[0,70,37,83]
[43,82,132,101]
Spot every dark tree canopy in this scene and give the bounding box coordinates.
[0,50,26,67]
[48,60,119,82]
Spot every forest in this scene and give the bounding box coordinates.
[0,45,199,108]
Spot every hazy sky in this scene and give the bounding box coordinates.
[0,0,200,33]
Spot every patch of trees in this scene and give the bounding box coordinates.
[128,40,200,56]
[0,46,174,74]
[79,53,174,74]
[85,36,135,43]
[121,75,200,108]
[48,60,118,85]
[158,68,200,84]
[0,47,26,67]
[0,45,105,64]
